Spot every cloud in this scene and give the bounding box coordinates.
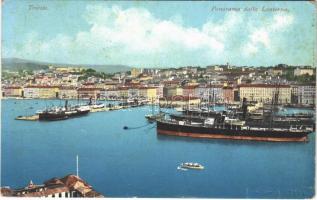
[11,5,296,67]
[242,13,294,58]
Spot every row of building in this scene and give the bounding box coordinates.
[2,83,316,105]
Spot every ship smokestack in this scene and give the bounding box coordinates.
[242,98,248,120]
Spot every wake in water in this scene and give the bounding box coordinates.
[177,166,188,171]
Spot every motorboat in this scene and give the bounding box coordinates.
[180,162,204,170]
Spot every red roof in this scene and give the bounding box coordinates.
[77,88,102,91]
[59,86,77,90]
[4,86,22,89]
[182,85,198,89]
[238,84,290,88]
[24,85,59,88]
[118,87,130,90]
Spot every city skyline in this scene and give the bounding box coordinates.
[3,1,315,68]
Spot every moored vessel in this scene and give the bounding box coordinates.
[38,101,90,121]
[180,162,204,170]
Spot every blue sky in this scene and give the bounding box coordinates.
[2,1,315,67]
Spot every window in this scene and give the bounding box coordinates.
[59,193,62,197]
[65,192,68,198]
[52,194,55,197]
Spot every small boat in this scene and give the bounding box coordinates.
[180,162,204,170]
[145,112,165,122]
[91,103,105,109]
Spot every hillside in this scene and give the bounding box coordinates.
[1,58,131,73]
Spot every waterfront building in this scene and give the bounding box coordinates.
[294,68,314,76]
[118,87,129,99]
[104,89,120,99]
[223,86,235,103]
[77,87,102,99]
[23,86,40,98]
[38,86,59,99]
[159,95,200,108]
[156,85,164,98]
[182,85,198,97]
[163,86,183,98]
[297,84,316,105]
[139,87,157,100]
[0,174,103,197]
[2,86,23,97]
[194,85,223,102]
[290,85,299,104]
[59,86,78,99]
[239,84,291,104]
[128,88,139,98]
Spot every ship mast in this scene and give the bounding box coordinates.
[270,82,280,129]
[76,155,79,177]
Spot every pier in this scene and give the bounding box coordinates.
[15,115,39,121]
[14,104,144,121]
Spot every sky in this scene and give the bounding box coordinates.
[2,1,316,68]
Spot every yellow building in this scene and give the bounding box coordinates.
[239,84,291,104]
[103,82,118,90]
[131,68,141,78]
[38,86,59,99]
[3,86,23,97]
[139,75,153,81]
[138,87,157,100]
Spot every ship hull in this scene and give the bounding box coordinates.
[39,113,69,121]
[39,110,89,121]
[157,121,310,142]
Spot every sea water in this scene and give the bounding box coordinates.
[1,99,315,198]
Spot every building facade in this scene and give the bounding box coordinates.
[294,68,314,76]
[59,86,78,99]
[23,86,40,98]
[2,86,23,97]
[297,84,316,105]
[77,88,102,99]
[38,86,59,99]
[194,85,223,102]
[239,84,291,104]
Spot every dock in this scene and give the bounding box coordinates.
[14,104,142,121]
[15,115,39,121]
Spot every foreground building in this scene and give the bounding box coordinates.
[1,174,103,198]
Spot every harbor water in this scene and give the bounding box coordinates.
[1,99,315,198]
